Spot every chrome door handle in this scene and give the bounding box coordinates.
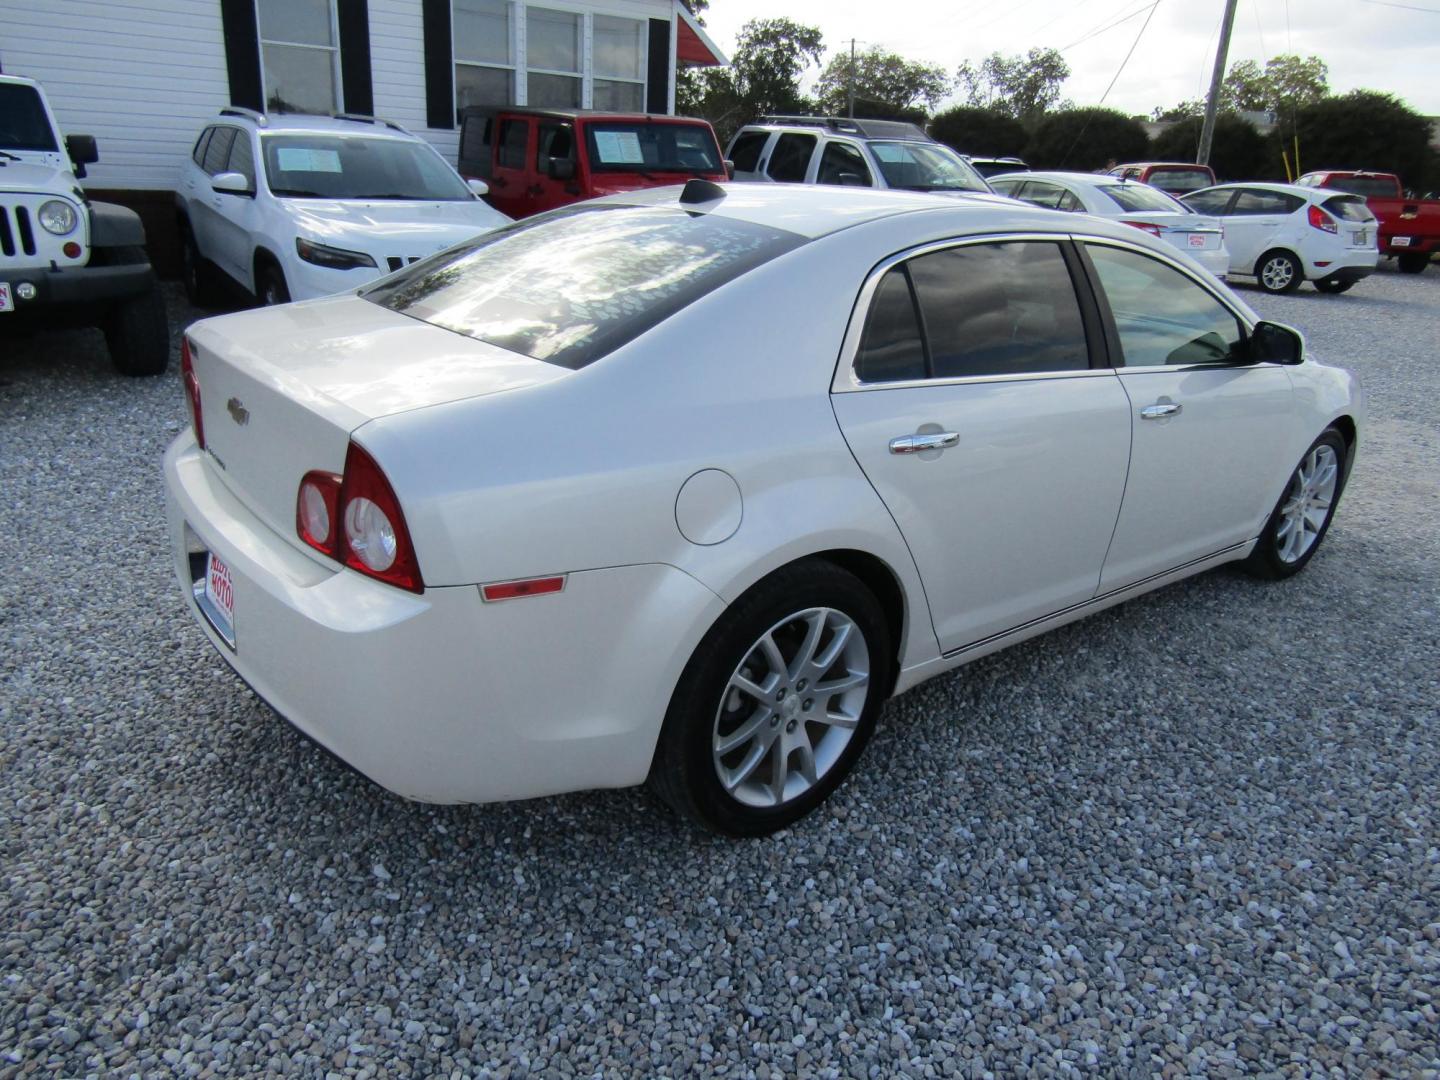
[1140,403,1182,420]
[889,431,959,454]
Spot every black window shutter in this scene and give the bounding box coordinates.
[219,0,264,112]
[422,0,455,129]
[338,0,374,114]
[646,19,671,114]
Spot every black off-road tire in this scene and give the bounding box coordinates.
[104,286,170,376]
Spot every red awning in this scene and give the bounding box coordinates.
[675,5,726,67]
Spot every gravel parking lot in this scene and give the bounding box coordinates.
[2,266,1437,1077]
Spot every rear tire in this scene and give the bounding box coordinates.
[1243,428,1348,580]
[1255,250,1303,294]
[648,559,893,836]
[1313,279,1353,294]
[1397,252,1431,274]
[105,287,170,376]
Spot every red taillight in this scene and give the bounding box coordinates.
[295,442,424,592]
[180,337,204,449]
[1121,220,1162,237]
[1308,204,1338,233]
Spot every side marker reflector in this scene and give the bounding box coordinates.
[481,576,567,602]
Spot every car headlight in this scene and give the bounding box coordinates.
[38,200,78,235]
[296,237,377,270]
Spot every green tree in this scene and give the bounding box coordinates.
[676,18,825,140]
[1025,107,1149,171]
[929,106,1029,158]
[1151,115,1274,181]
[814,47,950,117]
[1151,100,1204,123]
[955,48,1070,120]
[1221,54,1328,116]
[1293,90,1434,186]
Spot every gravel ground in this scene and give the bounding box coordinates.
[2,265,1437,1078]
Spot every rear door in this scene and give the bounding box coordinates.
[1080,240,1298,590]
[486,115,533,217]
[191,126,239,269]
[831,238,1132,653]
[1219,188,1305,271]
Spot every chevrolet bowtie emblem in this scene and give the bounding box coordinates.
[227,397,249,426]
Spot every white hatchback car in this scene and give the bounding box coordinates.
[176,110,510,305]
[1181,182,1379,294]
[166,182,1361,836]
[989,170,1230,280]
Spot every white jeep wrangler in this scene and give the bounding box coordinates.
[1,74,169,375]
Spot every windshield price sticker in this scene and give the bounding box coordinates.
[594,131,645,165]
[276,147,343,173]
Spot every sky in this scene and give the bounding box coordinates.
[699,0,1440,118]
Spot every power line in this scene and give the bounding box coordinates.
[1354,0,1440,12]
[1061,1,1161,53]
[1098,0,1162,103]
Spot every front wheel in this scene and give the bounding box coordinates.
[1243,429,1348,580]
[1256,250,1303,294]
[1313,278,1353,294]
[648,559,893,836]
[1397,252,1431,274]
[105,287,170,376]
[257,263,291,306]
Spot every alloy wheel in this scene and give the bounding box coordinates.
[1275,444,1338,563]
[1261,256,1295,291]
[712,607,870,808]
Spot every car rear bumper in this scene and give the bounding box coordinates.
[163,433,724,804]
[1315,265,1375,286]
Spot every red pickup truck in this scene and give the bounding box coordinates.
[1296,171,1439,274]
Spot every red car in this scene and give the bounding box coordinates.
[458,107,728,219]
[1107,162,1218,196]
[1296,171,1439,274]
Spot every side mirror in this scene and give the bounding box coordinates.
[838,171,867,187]
[547,158,575,182]
[1248,320,1304,365]
[466,177,490,197]
[66,134,98,178]
[724,159,735,179]
[211,171,253,196]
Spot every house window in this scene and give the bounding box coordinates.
[257,0,339,114]
[454,0,514,112]
[526,7,581,108]
[592,15,646,111]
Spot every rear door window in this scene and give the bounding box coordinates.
[1182,189,1234,215]
[364,206,806,370]
[766,133,816,182]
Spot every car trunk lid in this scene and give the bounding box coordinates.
[185,294,565,546]
[1123,211,1225,252]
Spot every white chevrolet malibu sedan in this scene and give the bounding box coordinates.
[165,181,1362,836]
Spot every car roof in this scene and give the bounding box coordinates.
[591,181,1150,241]
[740,116,933,142]
[1194,181,1320,198]
[993,171,1135,187]
[208,110,420,139]
[458,106,709,125]
[1115,161,1214,170]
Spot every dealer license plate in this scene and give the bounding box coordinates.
[1188,234,1206,248]
[1392,236,1411,247]
[0,283,13,313]
[198,551,236,647]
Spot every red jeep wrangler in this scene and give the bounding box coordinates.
[458,107,728,219]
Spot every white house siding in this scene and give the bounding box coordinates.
[0,0,229,192]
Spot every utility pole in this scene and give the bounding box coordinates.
[1197,0,1240,166]
[847,38,856,118]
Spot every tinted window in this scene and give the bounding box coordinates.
[192,128,214,167]
[584,122,722,174]
[1145,168,1213,193]
[767,133,815,182]
[1324,176,1395,198]
[1323,195,1374,223]
[537,122,574,170]
[1087,244,1243,367]
[227,132,256,188]
[1014,180,1075,210]
[816,141,872,186]
[729,131,768,173]
[907,241,1089,379]
[202,127,238,175]
[989,177,1023,196]
[497,119,529,170]
[1182,189,1232,215]
[1231,189,1304,216]
[0,83,58,151]
[1098,184,1187,213]
[856,267,926,383]
[364,205,805,370]
[868,141,989,193]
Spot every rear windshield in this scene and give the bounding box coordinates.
[363,204,804,370]
[584,122,723,175]
[1323,195,1375,223]
[0,83,58,152]
[1324,176,1395,198]
[1098,183,1189,213]
[1145,168,1213,193]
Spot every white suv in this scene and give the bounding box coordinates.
[176,110,510,306]
[726,116,992,195]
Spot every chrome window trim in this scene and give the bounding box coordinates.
[831,230,1090,394]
